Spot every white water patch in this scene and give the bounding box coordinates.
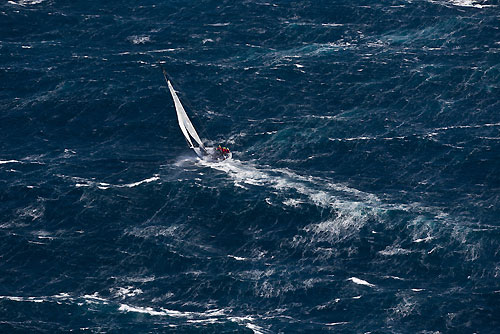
[63,174,160,190]
[447,0,494,8]
[0,159,21,165]
[0,292,73,304]
[0,295,45,303]
[282,198,303,207]
[118,303,267,332]
[197,158,386,255]
[119,304,167,316]
[7,0,45,6]
[127,225,183,239]
[198,159,380,206]
[230,316,269,334]
[125,276,156,283]
[196,158,465,266]
[148,48,178,53]
[205,22,231,27]
[325,322,349,326]
[378,246,413,256]
[122,176,160,188]
[414,236,433,243]
[348,277,376,287]
[128,35,151,44]
[83,293,109,304]
[111,286,143,299]
[0,292,267,333]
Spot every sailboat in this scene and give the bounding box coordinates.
[161,66,231,161]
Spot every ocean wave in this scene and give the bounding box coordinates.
[63,175,160,190]
[0,293,266,333]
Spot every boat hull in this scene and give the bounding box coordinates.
[194,147,232,162]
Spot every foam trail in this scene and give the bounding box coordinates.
[197,158,379,209]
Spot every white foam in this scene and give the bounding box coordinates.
[325,322,349,326]
[245,322,266,334]
[128,35,151,44]
[123,176,160,188]
[448,0,493,8]
[126,276,155,283]
[148,48,178,53]
[65,174,160,189]
[8,0,45,5]
[414,236,433,243]
[0,296,25,302]
[119,304,167,316]
[348,277,375,287]
[0,160,20,165]
[0,295,47,303]
[54,293,70,298]
[378,246,412,256]
[83,293,108,304]
[206,22,231,26]
[230,316,267,334]
[228,255,247,261]
[0,295,266,332]
[112,286,143,299]
[282,198,303,207]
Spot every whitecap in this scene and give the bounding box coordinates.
[122,176,160,188]
[378,246,412,256]
[111,286,143,299]
[325,322,349,326]
[119,304,167,316]
[8,0,45,6]
[0,159,20,165]
[348,277,375,287]
[205,22,231,27]
[128,35,151,44]
[414,236,433,243]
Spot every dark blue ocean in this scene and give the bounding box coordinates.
[1,0,499,332]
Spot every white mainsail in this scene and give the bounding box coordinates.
[164,71,206,152]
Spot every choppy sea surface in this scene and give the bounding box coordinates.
[1,0,499,333]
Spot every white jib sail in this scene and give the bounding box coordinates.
[167,80,206,151]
